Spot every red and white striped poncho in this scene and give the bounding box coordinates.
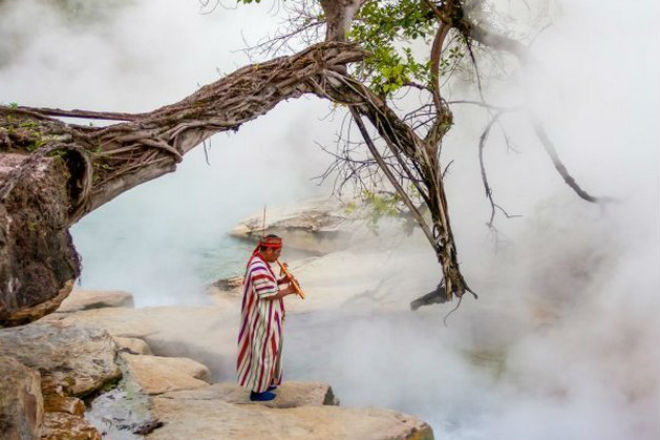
[236,253,285,393]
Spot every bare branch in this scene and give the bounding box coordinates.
[530,114,610,204]
[350,107,436,246]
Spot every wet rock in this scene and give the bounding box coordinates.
[85,355,158,440]
[0,322,121,397]
[120,353,211,395]
[42,412,101,440]
[56,290,134,313]
[0,355,43,440]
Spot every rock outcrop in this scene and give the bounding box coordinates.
[230,198,363,255]
[0,355,43,440]
[0,322,121,440]
[0,150,81,328]
[2,289,436,440]
[147,382,433,440]
[0,322,121,396]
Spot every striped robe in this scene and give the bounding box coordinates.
[237,253,285,393]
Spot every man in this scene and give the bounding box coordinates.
[237,234,298,401]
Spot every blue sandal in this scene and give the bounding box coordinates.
[250,391,276,401]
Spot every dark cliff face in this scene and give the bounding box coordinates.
[0,151,80,327]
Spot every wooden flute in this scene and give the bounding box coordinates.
[276,260,305,299]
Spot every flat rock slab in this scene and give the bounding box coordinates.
[40,306,228,340]
[0,322,121,396]
[0,355,43,440]
[120,353,211,395]
[56,289,134,313]
[148,398,433,440]
[160,381,338,408]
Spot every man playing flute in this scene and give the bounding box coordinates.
[236,234,298,401]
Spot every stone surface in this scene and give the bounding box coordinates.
[0,355,43,440]
[0,322,121,397]
[120,353,211,395]
[160,381,338,408]
[114,336,153,355]
[39,307,159,338]
[42,412,101,440]
[56,289,134,313]
[148,381,433,440]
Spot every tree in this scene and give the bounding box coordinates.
[0,0,602,326]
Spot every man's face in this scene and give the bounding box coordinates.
[262,246,282,263]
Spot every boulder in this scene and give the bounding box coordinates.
[0,355,43,440]
[230,198,362,255]
[41,412,101,440]
[114,336,153,355]
[56,289,134,313]
[120,353,211,395]
[148,381,433,440]
[0,322,121,396]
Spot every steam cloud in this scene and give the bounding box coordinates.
[1,0,657,438]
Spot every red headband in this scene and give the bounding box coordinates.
[259,236,282,249]
[248,236,282,267]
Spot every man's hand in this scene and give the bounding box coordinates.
[280,284,298,296]
[265,283,297,300]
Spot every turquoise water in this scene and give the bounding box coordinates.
[70,139,330,306]
[193,235,253,283]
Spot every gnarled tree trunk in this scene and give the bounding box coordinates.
[0,42,364,326]
[1,37,473,326]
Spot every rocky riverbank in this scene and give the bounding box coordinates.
[3,198,503,439]
[1,286,434,440]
